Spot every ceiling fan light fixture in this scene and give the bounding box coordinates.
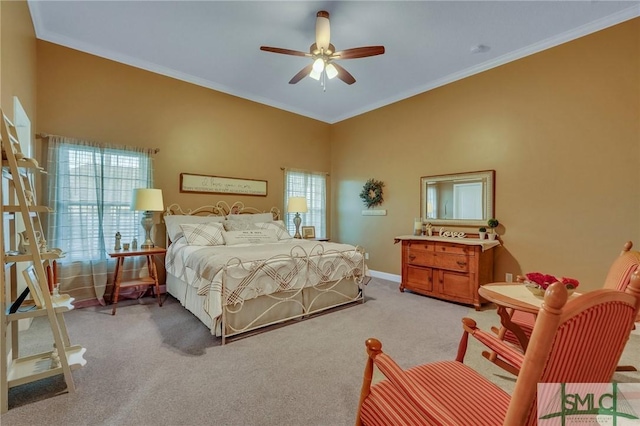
[325,63,338,79]
[309,68,322,80]
[312,57,325,73]
[316,11,331,51]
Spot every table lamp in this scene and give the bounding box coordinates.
[287,197,308,239]
[132,188,164,249]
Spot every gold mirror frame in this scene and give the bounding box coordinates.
[420,170,495,227]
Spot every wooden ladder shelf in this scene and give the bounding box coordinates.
[0,107,86,413]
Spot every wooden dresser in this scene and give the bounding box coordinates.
[395,236,500,309]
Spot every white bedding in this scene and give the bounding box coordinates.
[165,238,365,321]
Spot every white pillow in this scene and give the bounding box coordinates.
[180,222,225,246]
[223,229,278,245]
[255,221,293,240]
[226,212,274,223]
[223,220,259,231]
[164,215,225,242]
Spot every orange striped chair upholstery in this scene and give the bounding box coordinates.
[356,272,640,426]
[490,241,640,374]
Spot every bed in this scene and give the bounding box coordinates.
[163,202,367,344]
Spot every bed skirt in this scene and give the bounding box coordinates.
[166,272,364,343]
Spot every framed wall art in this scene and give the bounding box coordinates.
[180,173,268,196]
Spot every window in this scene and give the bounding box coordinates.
[47,139,153,262]
[284,169,327,238]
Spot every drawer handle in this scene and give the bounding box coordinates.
[409,254,416,261]
[456,260,467,267]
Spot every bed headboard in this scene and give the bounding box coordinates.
[164,201,280,219]
[163,201,281,246]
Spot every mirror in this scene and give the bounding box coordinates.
[420,170,495,226]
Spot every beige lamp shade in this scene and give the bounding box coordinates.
[287,197,308,213]
[132,188,164,211]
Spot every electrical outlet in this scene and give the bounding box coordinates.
[365,253,370,260]
[505,273,513,283]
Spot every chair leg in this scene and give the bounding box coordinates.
[456,330,470,363]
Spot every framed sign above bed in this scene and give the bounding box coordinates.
[180,173,268,196]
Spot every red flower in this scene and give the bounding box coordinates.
[525,272,579,290]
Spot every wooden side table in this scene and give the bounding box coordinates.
[109,247,166,315]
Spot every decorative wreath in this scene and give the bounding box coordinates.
[359,178,385,208]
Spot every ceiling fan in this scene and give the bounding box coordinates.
[260,11,385,88]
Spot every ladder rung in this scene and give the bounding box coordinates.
[3,206,53,213]
[2,160,46,172]
[3,114,15,127]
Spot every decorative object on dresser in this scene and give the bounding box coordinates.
[287,196,308,239]
[394,235,500,309]
[131,188,164,248]
[487,218,499,240]
[478,227,487,240]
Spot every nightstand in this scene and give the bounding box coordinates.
[109,247,166,315]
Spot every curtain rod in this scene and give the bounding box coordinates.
[36,133,160,153]
[281,167,329,176]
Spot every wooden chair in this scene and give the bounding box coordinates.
[356,272,640,426]
[487,241,640,374]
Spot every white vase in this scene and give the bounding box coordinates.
[488,233,497,241]
[478,232,486,240]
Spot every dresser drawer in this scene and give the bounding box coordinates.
[434,242,472,256]
[432,252,469,273]
[406,249,435,267]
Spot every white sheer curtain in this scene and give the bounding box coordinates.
[283,168,327,238]
[46,136,154,306]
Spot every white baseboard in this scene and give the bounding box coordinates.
[369,270,401,283]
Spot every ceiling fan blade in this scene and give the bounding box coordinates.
[260,46,310,57]
[333,46,385,60]
[289,64,314,84]
[331,62,356,85]
[315,11,331,52]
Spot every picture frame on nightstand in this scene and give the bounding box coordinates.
[302,226,315,239]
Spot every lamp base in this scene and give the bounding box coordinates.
[140,211,155,249]
[293,213,302,239]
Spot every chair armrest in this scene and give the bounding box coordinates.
[462,318,525,370]
[365,339,457,424]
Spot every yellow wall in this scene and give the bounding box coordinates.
[36,41,332,241]
[1,0,36,123]
[331,18,640,290]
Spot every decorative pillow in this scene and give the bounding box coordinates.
[255,220,293,240]
[223,229,279,245]
[226,212,274,223]
[180,222,225,246]
[223,220,259,231]
[164,215,225,242]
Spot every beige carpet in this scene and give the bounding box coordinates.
[1,278,638,425]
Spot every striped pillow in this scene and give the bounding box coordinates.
[180,222,225,246]
[255,220,293,240]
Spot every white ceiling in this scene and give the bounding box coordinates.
[28,1,640,124]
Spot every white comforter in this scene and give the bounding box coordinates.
[165,239,365,320]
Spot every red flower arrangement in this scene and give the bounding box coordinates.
[525,272,580,290]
